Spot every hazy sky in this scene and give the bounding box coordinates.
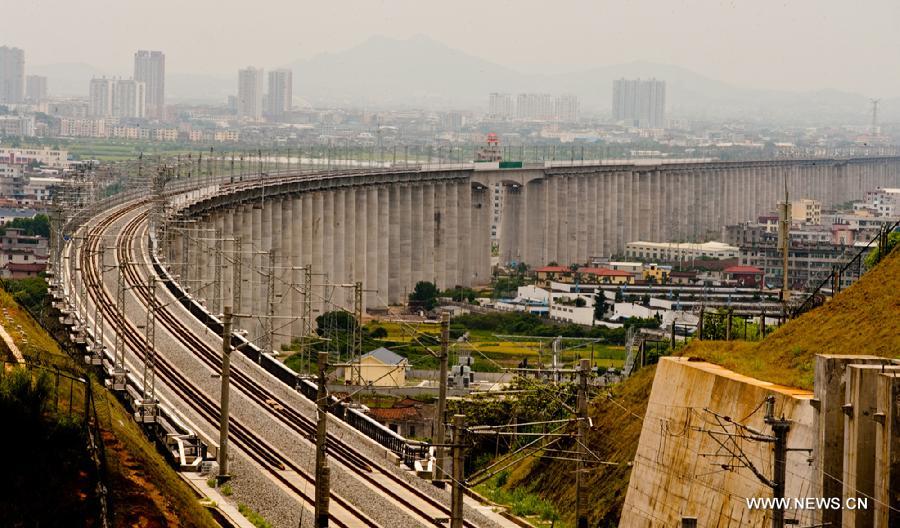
[5,0,900,97]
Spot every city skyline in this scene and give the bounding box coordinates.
[3,1,900,98]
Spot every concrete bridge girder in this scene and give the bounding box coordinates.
[173,158,900,343]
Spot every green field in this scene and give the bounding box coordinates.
[366,320,626,373]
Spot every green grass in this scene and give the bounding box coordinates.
[0,284,218,527]
[367,321,626,372]
[475,472,563,527]
[684,247,900,389]
[238,503,274,528]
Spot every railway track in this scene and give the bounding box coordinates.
[73,195,484,527]
[76,200,374,528]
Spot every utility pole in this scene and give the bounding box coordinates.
[434,311,450,484]
[764,396,791,528]
[315,351,331,528]
[232,236,242,316]
[778,172,791,303]
[139,277,157,423]
[263,249,276,358]
[450,414,466,528]
[111,263,128,391]
[575,358,590,528]
[217,306,233,482]
[301,266,313,376]
[350,281,363,384]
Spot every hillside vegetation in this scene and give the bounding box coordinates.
[0,283,218,528]
[504,245,899,526]
[685,247,900,389]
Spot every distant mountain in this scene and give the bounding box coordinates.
[284,35,893,123]
[31,36,897,123]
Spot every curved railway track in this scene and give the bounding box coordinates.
[74,194,484,527]
[78,200,372,528]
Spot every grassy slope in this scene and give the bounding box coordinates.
[504,366,655,527]
[0,288,218,528]
[684,247,900,389]
[505,248,900,525]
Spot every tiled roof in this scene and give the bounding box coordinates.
[724,265,764,274]
[362,347,407,365]
[579,267,633,276]
[535,266,568,273]
[368,406,420,421]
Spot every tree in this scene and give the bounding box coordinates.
[641,293,651,307]
[593,293,607,323]
[409,281,439,310]
[574,297,587,307]
[614,288,624,303]
[864,231,900,269]
[0,214,50,238]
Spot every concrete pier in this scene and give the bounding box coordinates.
[174,157,900,344]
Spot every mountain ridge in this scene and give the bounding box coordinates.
[30,35,899,122]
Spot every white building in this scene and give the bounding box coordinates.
[113,79,146,118]
[23,176,62,203]
[0,46,25,104]
[89,78,116,117]
[612,78,666,128]
[59,118,107,138]
[860,187,900,217]
[237,67,264,120]
[516,93,555,121]
[0,147,69,168]
[266,69,292,119]
[0,115,35,137]
[134,50,165,119]
[488,93,514,120]
[25,75,47,103]
[624,241,738,262]
[555,94,579,122]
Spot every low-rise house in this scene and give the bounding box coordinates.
[723,265,765,288]
[345,347,408,387]
[366,398,433,439]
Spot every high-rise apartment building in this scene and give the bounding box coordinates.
[113,79,146,118]
[612,78,666,128]
[488,93,515,120]
[25,75,47,103]
[0,46,25,104]
[89,78,116,117]
[237,67,264,120]
[555,94,579,123]
[516,93,555,120]
[134,51,165,119]
[266,69,292,119]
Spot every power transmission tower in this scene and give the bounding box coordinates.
[218,306,233,483]
[138,277,158,423]
[348,281,364,384]
[693,396,804,528]
[111,263,128,391]
[263,249,277,357]
[575,358,590,528]
[315,351,331,527]
[434,311,450,485]
[450,414,466,528]
[232,236,242,316]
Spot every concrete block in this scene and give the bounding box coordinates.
[874,371,900,528]
[813,354,883,528]
[842,363,900,528]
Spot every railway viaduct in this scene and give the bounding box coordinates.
[164,156,900,350]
